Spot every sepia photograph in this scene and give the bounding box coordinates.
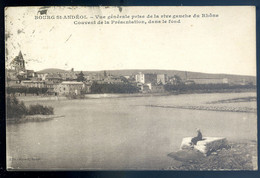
[5,6,257,170]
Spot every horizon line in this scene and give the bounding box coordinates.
[34,67,257,77]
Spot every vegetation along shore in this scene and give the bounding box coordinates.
[6,95,60,123]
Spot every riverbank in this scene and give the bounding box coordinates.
[17,93,172,101]
[207,96,256,104]
[7,115,64,124]
[166,139,257,170]
[17,89,256,101]
[84,93,171,99]
[169,88,256,95]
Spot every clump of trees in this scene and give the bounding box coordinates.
[6,95,54,119]
[6,95,27,118]
[90,82,139,93]
[76,71,85,82]
[27,104,54,115]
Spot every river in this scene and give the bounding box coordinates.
[6,92,257,170]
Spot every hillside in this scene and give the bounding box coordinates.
[37,68,69,73]
[36,68,256,84]
[87,69,256,84]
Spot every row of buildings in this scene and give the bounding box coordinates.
[6,51,255,96]
[135,73,166,93]
[6,52,88,96]
[134,72,233,93]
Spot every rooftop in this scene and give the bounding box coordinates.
[61,81,84,85]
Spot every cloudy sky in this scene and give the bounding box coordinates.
[5,6,256,76]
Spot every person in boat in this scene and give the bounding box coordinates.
[191,128,203,145]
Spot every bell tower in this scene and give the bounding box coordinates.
[12,51,26,72]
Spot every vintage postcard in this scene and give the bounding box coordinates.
[5,6,257,170]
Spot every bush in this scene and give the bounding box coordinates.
[27,104,54,115]
[6,95,54,118]
[6,95,27,118]
[65,94,85,99]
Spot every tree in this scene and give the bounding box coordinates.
[173,75,182,85]
[17,74,24,83]
[77,71,85,82]
[120,76,129,83]
[6,95,27,118]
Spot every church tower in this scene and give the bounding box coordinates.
[11,51,26,72]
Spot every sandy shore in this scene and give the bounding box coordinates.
[7,115,64,124]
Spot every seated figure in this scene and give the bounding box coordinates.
[191,128,203,145]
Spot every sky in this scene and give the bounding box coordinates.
[5,6,256,76]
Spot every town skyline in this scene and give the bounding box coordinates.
[36,67,257,77]
[7,50,257,77]
[6,50,257,77]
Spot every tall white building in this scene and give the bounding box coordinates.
[135,72,157,84]
[157,74,167,84]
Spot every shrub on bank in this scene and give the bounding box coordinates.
[27,104,54,115]
[6,95,27,118]
[65,93,85,99]
[6,95,54,119]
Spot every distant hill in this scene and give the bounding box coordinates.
[37,68,256,84]
[37,68,69,73]
[85,69,256,84]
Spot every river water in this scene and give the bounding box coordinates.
[6,92,257,170]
